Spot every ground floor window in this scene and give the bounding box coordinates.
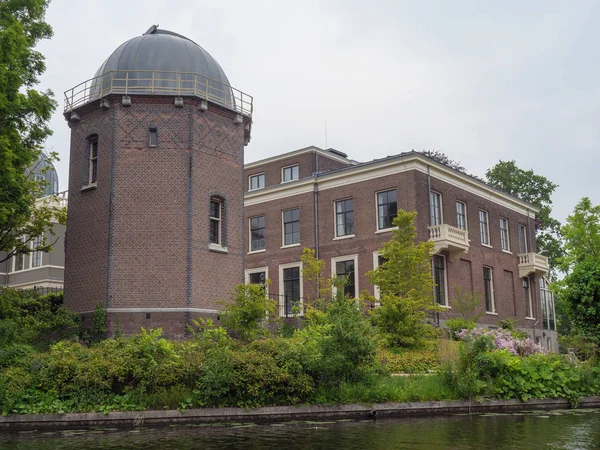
[540,277,556,330]
[483,266,495,313]
[432,255,447,306]
[280,264,302,317]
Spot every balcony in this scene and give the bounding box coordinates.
[518,253,549,278]
[428,224,469,261]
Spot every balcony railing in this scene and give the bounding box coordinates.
[428,224,469,261]
[64,70,253,117]
[518,252,549,278]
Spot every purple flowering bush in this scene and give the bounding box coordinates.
[456,328,547,356]
[442,327,600,403]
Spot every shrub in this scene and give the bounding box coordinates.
[379,348,440,374]
[444,318,475,340]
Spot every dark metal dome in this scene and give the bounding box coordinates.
[93,26,231,86]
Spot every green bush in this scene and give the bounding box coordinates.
[380,348,439,374]
[444,318,475,340]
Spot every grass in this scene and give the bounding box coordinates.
[309,374,456,405]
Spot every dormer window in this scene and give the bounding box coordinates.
[282,164,299,183]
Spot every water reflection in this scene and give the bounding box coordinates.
[1,409,599,450]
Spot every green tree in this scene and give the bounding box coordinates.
[558,260,600,340]
[0,0,61,263]
[366,210,438,348]
[560,197,600,271]
[485,160,562,275]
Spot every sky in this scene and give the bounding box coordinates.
[37,0,600,223]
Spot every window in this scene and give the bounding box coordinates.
[282,164,299,182]
[246,267,269,292]
[249,173,265,190]
[500,218,510,252]
[479,210,490,245]
[456,201,467,230]
[483,266,495,313]
[87,135,98,185]
[523,277,533,318]
[332,255,358,298]
[209,200,222,245]
[518,225,528,254]
[32,235,43,267]
[249,216,265,251]
[377,189,397,230]
[372,252,387,302]
[281,265,302,317]
[430,191,442,226]
[540,278,555,330]
[335,199,354,237]
[149,127,158,147]
[14,252,25,272]
[432,255,447,306]
[283,208,300,246]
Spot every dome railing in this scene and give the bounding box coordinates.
[64,70,253,116]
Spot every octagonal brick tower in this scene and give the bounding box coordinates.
[64,26,252,337]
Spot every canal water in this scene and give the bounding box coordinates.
[1,409,599,449]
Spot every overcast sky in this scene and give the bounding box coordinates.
[37,0,599,223]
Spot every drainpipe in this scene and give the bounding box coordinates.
[313,152,320,259]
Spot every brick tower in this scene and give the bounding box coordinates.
[63,26,252,337]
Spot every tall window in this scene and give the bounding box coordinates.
[432,255,447,306]
[335,259,356,298]
[500,218,510,252]
[14,252,25,272]
[249,173,265,190]
[377,189,397,230]
[149,127,158,147]
[209,200,222,245]
[483,266,495,313]
[87,135,98,185]
[430,191,442,226]
[335,199,354,237]
[518,225,528,254]
[523,277,533,318]
[456,201,467,230]
[479,210,490,245]
[282,164,299,182]
[283,266,301,316]
[540,278,555,330]
[250,216,265,251]
[283,208,300,245]
[32,235,43,267]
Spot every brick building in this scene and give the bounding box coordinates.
[63,26,252,336]
[244,146,558,350]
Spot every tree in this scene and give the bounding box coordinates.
[0,0,61,263]
[366,210,438,348]
[485,160,562,275]
[559,260,600,340]
[560,197,600,271]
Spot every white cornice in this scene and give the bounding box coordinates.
[245,146,357,169]
[243,153,538,217]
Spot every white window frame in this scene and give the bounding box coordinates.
[518,224,528,254]
[245,266,269,286]
[334,198,355,239]
[456,201,467,230]
[483,266,496,314]
[249,173,265,191]
[248,215,266,253]
[431,254,449,307]
[87,136,98,187]
[31,235,43,267]
[209,199,227,252]
[479,210,490,246]
[500,217,511,253]
[429,191,443,226]
[331,254,359,299]
[281,164,299,183]
[282,208,300,248]
[375,189,398,232]
[523,277,534,319]
[279,262,303,317]
[372,251,384,302]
